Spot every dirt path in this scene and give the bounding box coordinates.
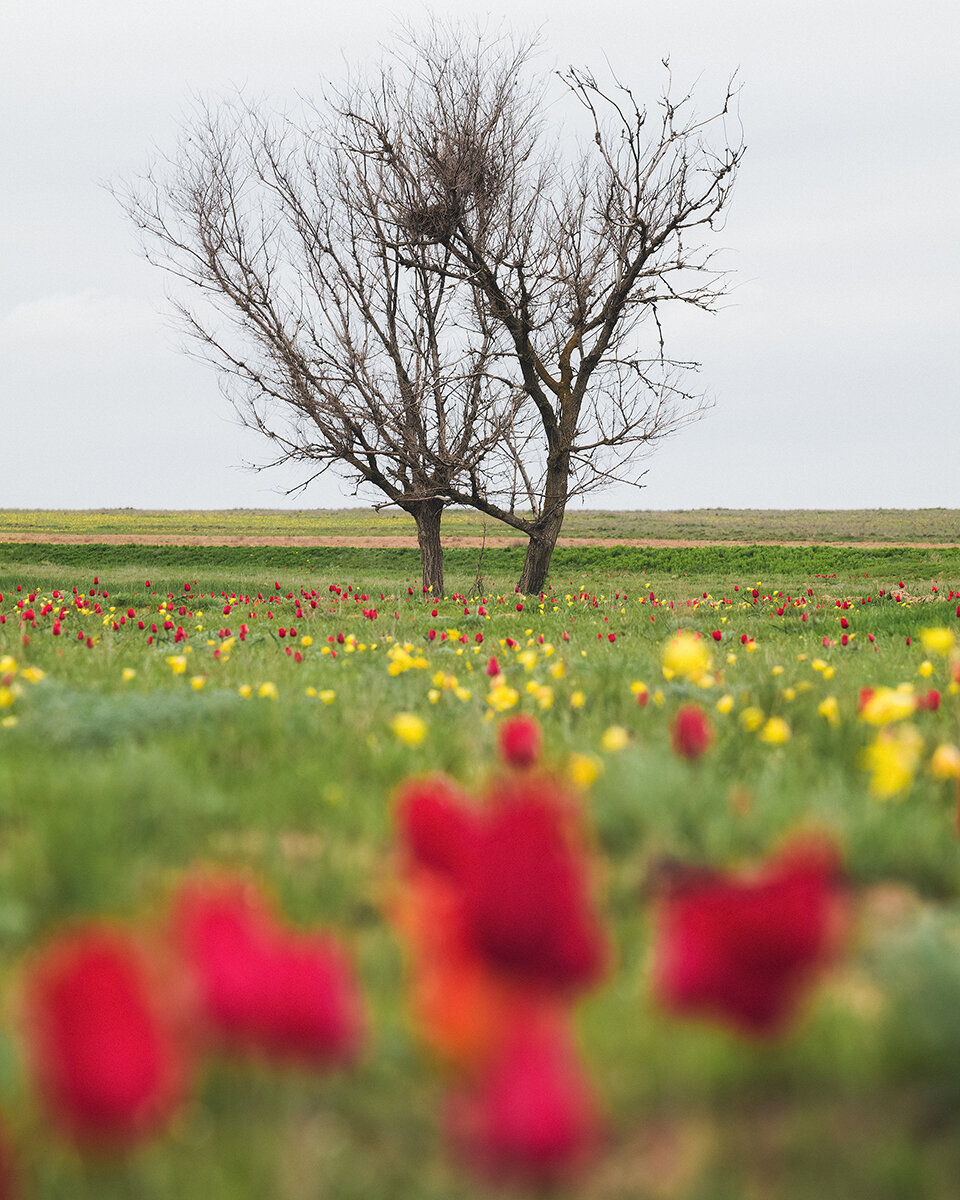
[3,533,959,549]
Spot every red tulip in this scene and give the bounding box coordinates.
[652,839,846,1036]
[447,1012,598,1184]
[498,715,543,769]
[462,784,607,993]
[397,775,606,996]
[917,689,941,712]
[670,705,714,761]
[171,877,364,1067]
[25,927,189,1147]
[395,776,479,879]
[249,932,365,1066]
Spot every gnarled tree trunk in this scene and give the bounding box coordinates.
[517,453,569,594]
[409,497,446,596]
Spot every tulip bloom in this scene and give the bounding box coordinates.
[395,777,607,998]
[462,786,607,992]
[25,927,190,1147]
[661,631,711,683]
[652,839,846,1036]
[497,715,542,769]
[170,877,364,1067]
[670,705,713,761]
[861,725,924,799]
[447,1011,598,1184]
[394,767,608,1179]
[860,687,916,725]
[396,775,479,880]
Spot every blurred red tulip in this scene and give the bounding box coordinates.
[251,932,365,1066]
[462,786,607,993]
[397,777,606,995]
[396,776,478,879]
[652,839,846,1036]
[447,1012,598,1184]
[498,715,543,769]
[25,927,189,1148]
[171,877,364,1067]
[670,705,714,761]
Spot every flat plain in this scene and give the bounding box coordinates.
[2,507,959,545]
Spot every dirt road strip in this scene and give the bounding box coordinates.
[3,534,959,549]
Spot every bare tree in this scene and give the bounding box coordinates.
[115,95,516,595]
[117,22,742,596]
[337,23,744,592]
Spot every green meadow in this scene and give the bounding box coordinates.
[3,532,960,1198]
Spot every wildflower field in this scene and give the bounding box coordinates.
[3,537,960,1198]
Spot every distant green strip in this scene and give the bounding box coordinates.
[2,542,959,580]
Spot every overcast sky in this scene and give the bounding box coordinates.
[3,0,958,512]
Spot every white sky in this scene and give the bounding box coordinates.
[2,0,958,512]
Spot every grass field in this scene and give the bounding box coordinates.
[3,526,960,1197]
[2,506,960,543]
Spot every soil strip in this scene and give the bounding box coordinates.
[2,534,958,549]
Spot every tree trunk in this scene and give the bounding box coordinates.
[517,457,568,594]
[410,498,446,596]
[517,529,558,595]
